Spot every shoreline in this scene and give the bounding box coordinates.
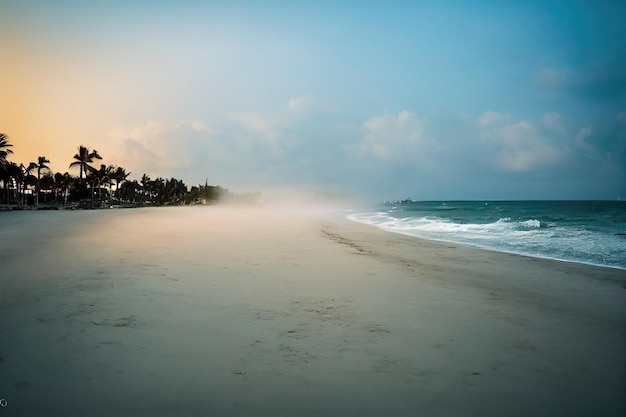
[1,205,625,416]
[336,210,626,294]
[3,202,625,272]
[345,203,626,272]
[347,216,626,273]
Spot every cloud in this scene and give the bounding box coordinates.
[476,111,509,128]
[473,115,564,172]
[573,127,593,152]
[496,121,563,172]
[359,110,426,161]
[104,100,341,189]
[231,109,304,161]
[542,112,564,133]
[176,119,217,133]
[100,104,623,200]
[234,113,279,140]
[533,68,570,91]
[287,95,314,115]
[232,111,284,158]
[534,56,626,102]
[109,120,221,179]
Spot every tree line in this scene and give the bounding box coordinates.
[0,133,251,209]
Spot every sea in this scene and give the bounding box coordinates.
[347,200,626,270]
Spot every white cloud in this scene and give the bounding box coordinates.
[534,67,570,90]
[231,112,297,159]
[108,120,220,179]
[360,110,426,161]
[473,114,564,172]
[234,113,279,141]
[542,112,564,132]
[176,119,218,133]
[495,121,562,172]
[287,95,314,115]
[477,111,509,128]
[95,107,611,199]
[574,127,594,152]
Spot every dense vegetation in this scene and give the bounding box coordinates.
[0,133,256,209]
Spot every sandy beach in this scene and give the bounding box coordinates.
[0,206,624,417]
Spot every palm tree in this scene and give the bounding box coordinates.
[69,146,102,202]
[39,173,54,204]
[105,165,115,202]
[118,180,139,203]
[153,177,166,205]
[69,146,102,183]
[117,167,130,199]
[20,162,37,204]
[54,172,74,206]
[109,166,130,201]
[33,156,51,206]
[53,172,64,204]
[8,163,25,206]
[167,178,188,205]
[0,162,11,204]
[0,133,13,168]
[0,133,13,204]
[87,164,113,206]
[36,156,51,178]
[140,173,151,204]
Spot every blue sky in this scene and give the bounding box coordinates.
[1,0,625,201]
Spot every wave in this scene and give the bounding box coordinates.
[348,213,542,234]
[347,211,626,270]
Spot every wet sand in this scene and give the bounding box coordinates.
[0,206,625,416]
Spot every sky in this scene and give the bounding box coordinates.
[1,0,625,202]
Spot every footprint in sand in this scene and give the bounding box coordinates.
[91,315,137,327]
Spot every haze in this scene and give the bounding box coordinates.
[2,1,625,201]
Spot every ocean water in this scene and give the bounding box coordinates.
[347,201,626,270]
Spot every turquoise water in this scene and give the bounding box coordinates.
[347,201,626,270]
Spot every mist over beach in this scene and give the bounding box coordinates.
[1,1,626,416]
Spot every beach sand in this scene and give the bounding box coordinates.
[0,206,624,416]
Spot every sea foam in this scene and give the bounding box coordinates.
[347,201,626,270]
